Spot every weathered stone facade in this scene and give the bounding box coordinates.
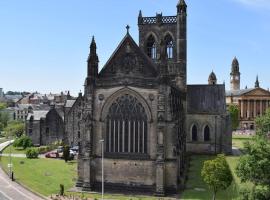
[26,106,64,146]
[66,0,232,196]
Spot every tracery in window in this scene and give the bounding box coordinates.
[165,34,174,59]
[146,35,157,59]
[106,94,148,154]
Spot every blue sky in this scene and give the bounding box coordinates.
[0,0,270,95]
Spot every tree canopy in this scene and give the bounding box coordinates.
[236,108,270,199]
[201,154,233,200]
[228,104,240,130]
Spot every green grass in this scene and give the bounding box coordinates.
[2,145,28,154]
[0,157,77,196]
[181,155,240,200]
[66,192,172,200]
[232,135,253,151]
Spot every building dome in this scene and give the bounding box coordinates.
[208,71,217,85]
[231,57,239,73]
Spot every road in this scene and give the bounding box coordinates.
[0,141,46,200]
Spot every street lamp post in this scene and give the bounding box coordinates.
[99,139,104,200]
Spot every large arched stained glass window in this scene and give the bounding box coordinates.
[192,125,198,141]
[106,94,148,154]
[146,35,157,59]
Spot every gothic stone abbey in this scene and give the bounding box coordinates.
[69,0,232,196]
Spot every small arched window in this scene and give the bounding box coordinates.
[146,35,157,59]
[165,34,174,59]
[192,125,198,141]
[204,125,210,141]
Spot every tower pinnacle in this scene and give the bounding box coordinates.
[255,75,260,88]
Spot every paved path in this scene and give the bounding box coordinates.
[0,140,46,200]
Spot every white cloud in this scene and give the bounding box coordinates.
[234,0,270,9]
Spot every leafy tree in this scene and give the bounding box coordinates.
[4,121,25,137]
[201,154,233,200]
[255,108,270,138]
[236,109,270,199]
[228,104,240,130]
[0,103,7,110]
[63,145,70,163]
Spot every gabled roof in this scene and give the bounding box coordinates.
[226,87,270,97]
[226,88,253,96]
[27,110,49,121]
[99,33,158,78]
[65,100,76,108]
[187,84,226,114]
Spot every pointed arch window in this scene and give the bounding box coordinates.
[192,125,198,141]
[165,34,174,59]
[106,94,148,154]
[204,125,210,141]
[146,35,157,59]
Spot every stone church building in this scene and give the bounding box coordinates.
[63,0,232,195]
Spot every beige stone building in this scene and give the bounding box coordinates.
[226,58,270,129]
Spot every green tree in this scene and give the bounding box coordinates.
[4,121,25,137]
[228,104,240,130]
[63,145,70,163]
[236,109,270,199]
[255,108,270,138]
[0,103,7,110]
[201,154,233,200]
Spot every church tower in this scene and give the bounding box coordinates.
[138,0,187,91]
[230,57,240,90]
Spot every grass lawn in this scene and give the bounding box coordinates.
[232,135,253,151]
[0,157,77,196]
[2,145,28,154]
[181,155,242,200]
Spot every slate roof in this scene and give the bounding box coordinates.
[65,100,76,108]
[27,110,49,121]
[187,84,226,114]
[226,88,254,97]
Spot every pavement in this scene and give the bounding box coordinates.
[0,140,46,200]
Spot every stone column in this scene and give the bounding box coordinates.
[247,100,251,119]
[240,100,244,118]
[254,100,257,118]
[260,100,263,116]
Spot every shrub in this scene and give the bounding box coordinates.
[38,146,50,154]
[13,135,33,149]
[26,148,39,159]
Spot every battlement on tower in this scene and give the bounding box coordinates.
[138,15,177,25]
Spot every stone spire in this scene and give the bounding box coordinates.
[231,57,239,74]
[255,75,260,88]
[87,36,99,80]
[208,71,217,85]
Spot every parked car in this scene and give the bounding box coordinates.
[45,151,59,158]
[57,146,63,153]
[70,146,79,153]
